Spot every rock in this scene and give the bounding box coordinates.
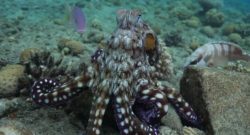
[183,126,205,135]
[204,9,224,27]
[161,106,183,133]
[228,33,243,44]
[0,64,25,97]
[0,98,29,118]
[180,66,250,135]
[0,125,32,135]
[0,109,81,135]
[160,126,179,135]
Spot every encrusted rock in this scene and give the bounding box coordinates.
[180,66,250,135]
[0,64,25,97]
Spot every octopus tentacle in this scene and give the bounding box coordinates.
[86,81,111,135]
[114,90,158,135]
[134,86,169,126]
[31,76,90,106]
[162,86,199,125]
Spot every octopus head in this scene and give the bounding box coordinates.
[116,9,142,29]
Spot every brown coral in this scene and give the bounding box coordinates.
[0,64,25,97]
[58,38,84,55]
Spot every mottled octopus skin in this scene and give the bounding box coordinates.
[31,9,199,135]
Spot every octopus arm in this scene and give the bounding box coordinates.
[31,76,90,107]
[134,87,169,126]
[162,87,199,126]
[86,88,111,135]
[113,90,158,135]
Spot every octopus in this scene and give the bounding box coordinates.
[30,9,200,135]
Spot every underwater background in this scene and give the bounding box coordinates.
[0,0,250,135]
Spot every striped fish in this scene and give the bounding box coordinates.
[184,41,250,68]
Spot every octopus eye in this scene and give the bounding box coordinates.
[144,33,156,51]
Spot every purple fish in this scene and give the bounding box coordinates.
[71,6,86,34]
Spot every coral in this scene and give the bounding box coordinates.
[204,9,224,27]
[223,61,250,73]
[170,6,193,20]
[200,26,215,37]
[234,23,250,37]
[0,64,24,97]
[189,38,201,51]
[184,17,201,28]
[163,31,183,46]
[228,33,243,44]
[19,48,42,64]
[245,36,250,46]
[90,18,103,31]
[57,38,84,55]
[197,0,222,12]
[222,23,238,35]
[84,30,105,43]
[21,49,85,90]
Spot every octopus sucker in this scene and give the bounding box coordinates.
[30,9,201,135]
